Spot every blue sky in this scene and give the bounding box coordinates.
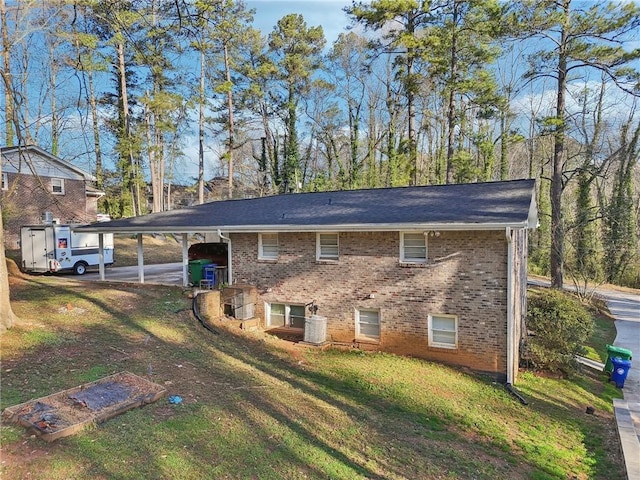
[247,0,353,43]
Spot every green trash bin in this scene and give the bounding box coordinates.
[188,259,212,285]
[604,344,633,375]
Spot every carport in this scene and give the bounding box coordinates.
[76,221,232,287]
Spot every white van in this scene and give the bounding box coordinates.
[20,224,114,275]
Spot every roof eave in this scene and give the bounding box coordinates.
[76,221,533,234]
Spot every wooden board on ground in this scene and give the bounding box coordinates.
[2,371,166,442]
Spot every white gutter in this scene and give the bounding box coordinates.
[505,227,514,385]
[77,221,531,234]
[218,229,232,285]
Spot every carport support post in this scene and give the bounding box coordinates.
[98,234,105,280]
[181,233,188,287]
[137,233,144,283]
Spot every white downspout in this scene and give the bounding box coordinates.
[98,233,105,281]
[137,233,144,284]
[181,233,189,287]
[217,229,232,284]
[505,227,514,385]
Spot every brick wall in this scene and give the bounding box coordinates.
[231,230,511,377]
[2,172,97,249]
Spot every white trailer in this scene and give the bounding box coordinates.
[20,224,114,275]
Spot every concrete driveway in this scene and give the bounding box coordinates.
[80,262,185,286]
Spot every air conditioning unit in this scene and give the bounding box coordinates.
[304,315,327,345]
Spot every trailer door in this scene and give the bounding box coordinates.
[21,227,54,272]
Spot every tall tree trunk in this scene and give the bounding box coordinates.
[445,1,459,184]
[87,66,103,189]
[1,0,14,146]
[116,39,138,216]
[0,207,17,332]
[224,43,235,199]
[407,10,417,185]
[49,46,58,156]
[550,1,569,288]
[500,106,508,180]
[198,49,205,204]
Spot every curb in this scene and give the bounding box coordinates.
[614,399,640,480]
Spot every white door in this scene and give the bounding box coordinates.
[21,228,54,271]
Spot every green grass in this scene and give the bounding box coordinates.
[583,311,618,363]
[0,275,627,479]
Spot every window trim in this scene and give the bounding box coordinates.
[266,302,306,329]
[428,313,458,349]
[400,231,427,264]
[258,233,278,260]
[355,308,381,341]
[316,232,339,261]
[51,177,65,195]
[1,172,7,191]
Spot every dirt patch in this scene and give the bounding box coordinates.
[3,372,166,441]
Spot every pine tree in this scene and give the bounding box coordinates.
[268,14,325,192]
[511,0,640,288]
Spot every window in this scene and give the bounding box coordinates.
[51,178,65,195]
[317,232,339,261]
[428,314,457,349]
[400,232,426,263]
[1,173,7,191]
[267,303,306,329]
[259,233,278,260]
[356,308,380,340]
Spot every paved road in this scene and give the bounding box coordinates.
[607,290,640,401]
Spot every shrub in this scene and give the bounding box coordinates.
[524,288,595,376]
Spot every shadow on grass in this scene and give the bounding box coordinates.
[1,279,627,480]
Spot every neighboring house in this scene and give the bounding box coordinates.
[1,145,103,249]
[78,179,537,383]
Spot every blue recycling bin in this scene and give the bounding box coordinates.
[610,357,632,388]
[202,263,217,286]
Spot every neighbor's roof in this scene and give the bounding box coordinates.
[77,179,538,234]
[1,145,96,181]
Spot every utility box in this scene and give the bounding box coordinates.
[20,224,114,275]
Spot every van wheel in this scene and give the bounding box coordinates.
[73,262,88,275]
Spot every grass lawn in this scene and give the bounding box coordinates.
[1,266,626,479]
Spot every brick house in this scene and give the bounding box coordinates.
[79,179,537,383]
[1,145,103,248]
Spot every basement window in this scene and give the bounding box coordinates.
[266,303,306,329]
[428,314,458,349]
[356,308,380,341]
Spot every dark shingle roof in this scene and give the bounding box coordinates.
[78,179,537,233]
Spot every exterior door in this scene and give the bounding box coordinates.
[289,305,306,329]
